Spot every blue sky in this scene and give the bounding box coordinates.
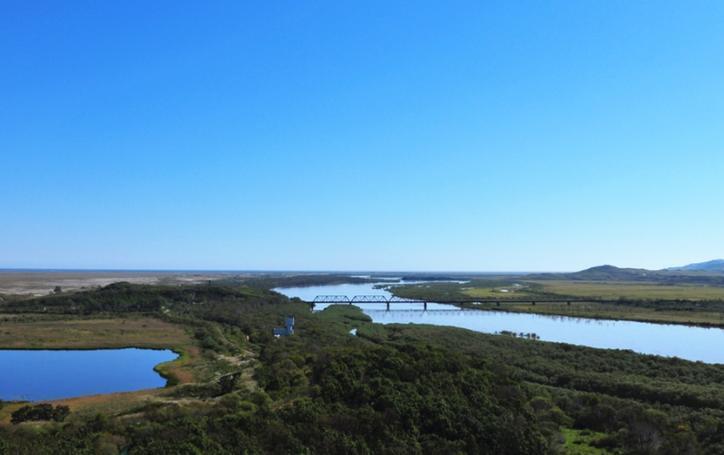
[2,1,724,271]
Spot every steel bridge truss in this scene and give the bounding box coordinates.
[309,295,613,311]
[312,295,430,310]
[313,295,425,304]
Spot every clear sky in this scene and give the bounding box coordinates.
[2,1,724,271]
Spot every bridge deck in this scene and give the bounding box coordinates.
[308,295,621,305]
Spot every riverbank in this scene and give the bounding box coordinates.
[389,280,724,328]
[455,301,724,329]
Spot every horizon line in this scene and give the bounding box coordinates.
[0,267,563,274]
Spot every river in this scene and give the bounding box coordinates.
[275,281,724,364]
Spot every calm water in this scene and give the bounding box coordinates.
[0,348,178,401]
[275,282,724,364]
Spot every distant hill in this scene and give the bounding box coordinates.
[525,265,654,281]
[668,259,724,272]
[525,264,724,285]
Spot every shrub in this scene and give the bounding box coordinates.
[11,403,70,424]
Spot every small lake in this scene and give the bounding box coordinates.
[0,348,178,401]
[275,281,724,364]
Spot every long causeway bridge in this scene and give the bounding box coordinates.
[306,295,615,311]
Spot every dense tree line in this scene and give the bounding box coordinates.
[0,282,288,315]
[363,322,724,453]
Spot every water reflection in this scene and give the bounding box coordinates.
[1,348,178,401]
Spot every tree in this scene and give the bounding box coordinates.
[11,404,70,424]
[218,372,241,395]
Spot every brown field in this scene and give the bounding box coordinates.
[0,270,243,296]
[406,279,724,326]
[0,316,192,350]
[497,302,724,327]
[462,286,536,298]
[530,280,724,300]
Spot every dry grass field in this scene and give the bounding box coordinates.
[458,280,724,301]
[530,280,724,300]
[462,285,537,298]
[0,316,190,349]
[0,270,240,296]
[497,302,724,326]
[397,279,724,326]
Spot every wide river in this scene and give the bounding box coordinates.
[0,348,177,401]
[275,281,724,364]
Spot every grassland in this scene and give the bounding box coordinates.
[455,279,724,301]
[461,284,538,298]
[484,302,724,327]
[0,316,191,350]
[561,428,613,454]
[528,280,724,300]
[391,279,724,327]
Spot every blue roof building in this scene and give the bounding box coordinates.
[273,315,295,337]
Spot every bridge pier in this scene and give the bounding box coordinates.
[423,301,427,311]
[386,301,390,311]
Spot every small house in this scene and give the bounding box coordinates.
[273,315,295,337]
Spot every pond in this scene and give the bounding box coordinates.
[275,281,724,364]
[0,348,178,401]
